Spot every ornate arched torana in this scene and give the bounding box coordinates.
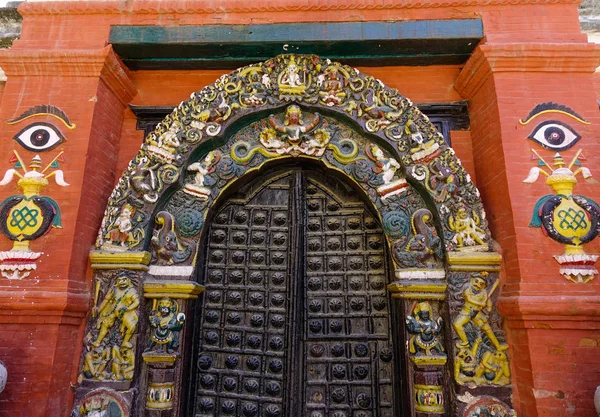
[75,55,515,417]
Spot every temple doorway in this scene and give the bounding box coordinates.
[187,164,404,417]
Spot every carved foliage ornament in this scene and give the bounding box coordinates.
[96,54,489,255]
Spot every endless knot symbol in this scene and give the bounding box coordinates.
[557,208,588,231]
[9,206,39,231]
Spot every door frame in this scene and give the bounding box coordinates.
[75,54,513,417]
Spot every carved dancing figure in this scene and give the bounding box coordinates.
[147,297,186,354]
[452,272,507,352]
[449,206,486,247]
[91,275,140,348]
[366,144,407,199]
[405,302,445,357]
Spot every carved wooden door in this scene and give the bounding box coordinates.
[190,166,400,417]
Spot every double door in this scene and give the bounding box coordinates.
[190,166,400,417]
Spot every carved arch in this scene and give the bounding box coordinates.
[96,54,489,256]
[80,55,513,417]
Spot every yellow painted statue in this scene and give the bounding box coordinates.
[111,342,135,381]
[92,275,140,348]
[452,272,507,352]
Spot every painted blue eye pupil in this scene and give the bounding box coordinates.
[32,129,50,147]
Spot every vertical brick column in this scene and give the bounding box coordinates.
[455,43,600,417]
[0,46,135,417]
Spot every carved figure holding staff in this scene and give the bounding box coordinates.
[452,272,507,351]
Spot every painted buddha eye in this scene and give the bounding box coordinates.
[13,122,66,151]
[527,120,580,151]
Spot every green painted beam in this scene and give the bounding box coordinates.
[110,20,483,70]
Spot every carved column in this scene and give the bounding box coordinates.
[141,278,204,416]
[446,252,512,416]
[72,251,151,416]
[388,268,448,417]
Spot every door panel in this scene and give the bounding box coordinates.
[193,172,296,417]
[302,174,395,417]
[191,167,398,417]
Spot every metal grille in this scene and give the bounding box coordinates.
[192,168,397,417]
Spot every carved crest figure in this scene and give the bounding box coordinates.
[0,151,67,279]
[524,150,599,282]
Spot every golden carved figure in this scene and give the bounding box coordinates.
[111,342,135,381]
[92,275,140,348]
[452,272,507,352]
[81,345,110,380]
[448,206,486,248]
[475,349,511,385]
[453,272,510,386]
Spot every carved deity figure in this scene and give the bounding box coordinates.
[184,151,219,199]
[82,345,111,380]
[111,342,135,381]
[106,205,134,247]
[318,68,347,106]
[452,272,507,352]
[366,144,407,200]
[449,206,486,248]
[147,298,186,354]
[279,57,304,89]
[405,120,439,162]
[405,302,445,357]
[92,275,140,348]
[268,105,321,144]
